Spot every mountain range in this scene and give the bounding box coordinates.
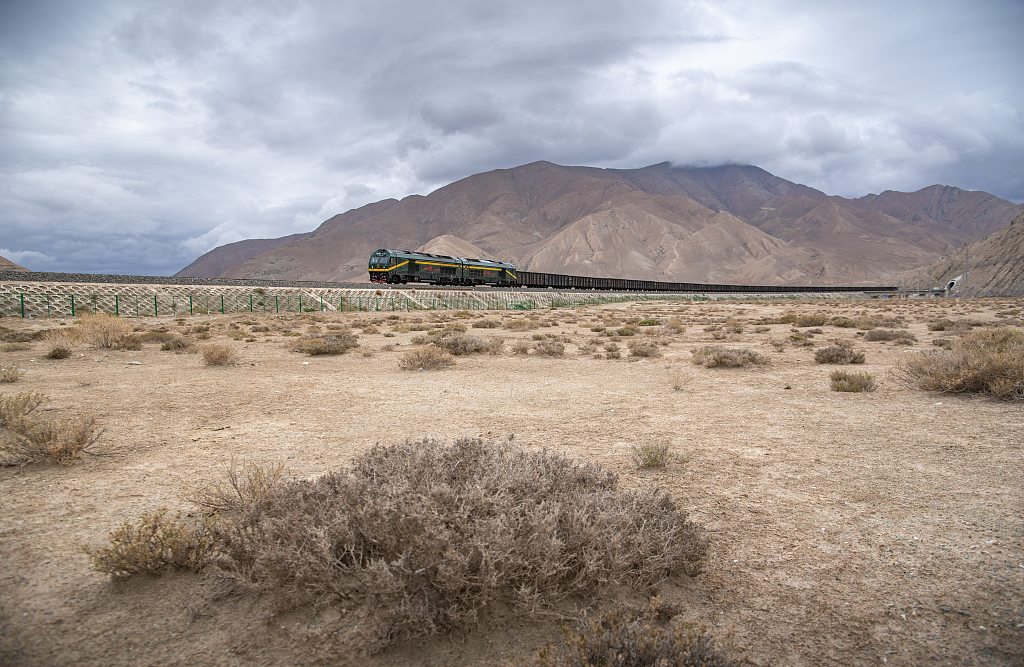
[164,160,1018,288]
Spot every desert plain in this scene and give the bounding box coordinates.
[1,294,1022,666]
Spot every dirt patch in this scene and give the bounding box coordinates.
[1,297,1022,666]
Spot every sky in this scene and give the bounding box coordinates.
[1,0,1022,275]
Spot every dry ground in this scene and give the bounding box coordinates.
[1,296,1022,666]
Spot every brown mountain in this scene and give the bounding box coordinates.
[186,162,1022,286]
[893,212,1024,296]
[0,255,30,272]
[174,233,314,279]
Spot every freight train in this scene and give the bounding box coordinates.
[368,248,895,294]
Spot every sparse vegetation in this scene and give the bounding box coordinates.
[830,370,877,393]
[398,346,455,370]
[504,318,536,331]
[892,327,1024,400]
[472,319,500,329]
[691,346,770,367]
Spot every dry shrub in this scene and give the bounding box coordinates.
[814,347,865,364]
[662,319,685,334]
[864,329,916,344]
[45,346,72,359]
[78,313,135,349]
[616,327,638,337]
[433,331,502,356]
[0,365,23,382]
[523,607,740,667]
[795,313,828,327]
[830,370,877,393]
[85,510,217,578]
[891,327,1024,400]
[201,344,239,366]
[830,316,855,328]
[511,340,532,355]
[670,369,687,391]
[691,346,770,368]
[186,460,286,514]
[398,346,455,370]
[630,442,674,468]
[0,392,101,465]
[628,340,662,358]
[208,438,708,650]
[472,319,501,329]
[504,319,535,331]
[296,330,359,355]
[637,319,661,326]
[160,337,195,352]
[532,340,565,357]
[139,331,175,344]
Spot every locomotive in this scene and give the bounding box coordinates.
[368,249,895,294]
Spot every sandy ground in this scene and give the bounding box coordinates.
[1,296,1022,666]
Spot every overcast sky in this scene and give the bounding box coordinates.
[2,0,1022,275]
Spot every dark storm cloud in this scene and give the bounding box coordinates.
[0,0,1021,274]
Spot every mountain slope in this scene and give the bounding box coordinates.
[0,255,30,272]
[893,212,1024,296]
[203,162,1023,285]
[175,233,314,279]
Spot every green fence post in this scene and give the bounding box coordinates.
[189,295,193,315]
[250,295,253,312]
[70,294,75,317]
[46,294,50,318]
[275,295,279,313]
[320,295,324,311]
[115,295,119,316]
[154,294,158,317]
[221,295,224,314]
[135,295,139,318]
[20,294,24,318]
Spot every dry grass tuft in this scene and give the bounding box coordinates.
[630,442,675,468]
[0,365,24,382]
[398,346,455,370]
[691,346,771,368]
[891,327,1024,400]
[201,344,239,366]
[77,313,136,349]
[830,370,877,393]
[0,392,102,465]
[814,346,865,364]
[511,339,532,355]
[503,318,536,331]
[522,607,741,667]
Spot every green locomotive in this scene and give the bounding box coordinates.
[368,249,517,287]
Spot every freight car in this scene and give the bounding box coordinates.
[368,249,895,294]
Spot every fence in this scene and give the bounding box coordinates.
[0,290,724,319]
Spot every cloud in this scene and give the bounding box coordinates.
[0,0,1022,275]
